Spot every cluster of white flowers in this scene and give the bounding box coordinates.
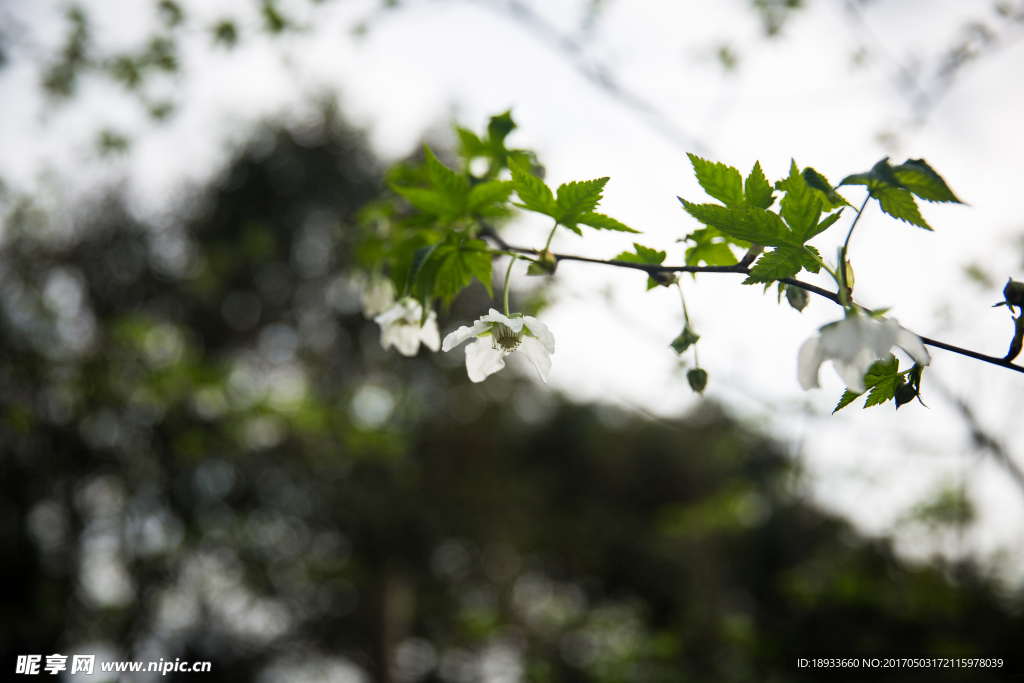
[363,279,555,383]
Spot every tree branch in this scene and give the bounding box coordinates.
[480,229,1024,376]
[929,377,1024,499]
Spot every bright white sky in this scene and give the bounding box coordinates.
[2,0,1024,582]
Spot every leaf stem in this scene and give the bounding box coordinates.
[801,245,839,283]
[677,282,698,366]
[503,253,518,317]
[839,194,873,306]
[676,282,691,326]
[842,194,872,253]
[543,220,559,253]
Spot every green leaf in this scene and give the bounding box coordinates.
[416,237,493,303]
[393,187,459,216]
[777,160,822,241]
[576,212,638,233]
[742,246,818,284]
[386,231,436,293]
[456,127,487,158]
[687,153,745,207]
[838,157,902,190]
[683,166,832,283]
[892,159,961,203]
[506,150,536,174]
[874,186,931,230]
[744,161,775,209]
[614,243,666,265]
[801,168,850,210]
[466,180,513,211]
[833,390,861,414]
[556,178,608,226]
[802,245,822,273]
[837,157,937,229]
[487,110,516,147]
[802,209,844,242]
[864,371,906,407]
[463,247,493,297]
[634,243,666,264]
[671,326,700,355]
[615,244,667,289]
[679,200,792,247]
[424,146,470,203]
[831,356,904,412]
[686,241,738,267]
[509,156,557,217]
[407,243,438,293]
[683,227,742,267]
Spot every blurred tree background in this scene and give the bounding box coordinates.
[1,113,1022,683]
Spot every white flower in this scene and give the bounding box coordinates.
[361,278,395,318]
[374,298,441,357]
[442,308,555,383]
[798,314,931,393]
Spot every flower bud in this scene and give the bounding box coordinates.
[785,285,809,312]
[687,367,708,395]
[894,382,918,409]
[1003,278,1024,313]
[526,249,558,276]
[649,271,679,287]
[896,364,926,410]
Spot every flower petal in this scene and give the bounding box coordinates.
[374,298,420,327]
[831,345,878,394]
[797,335,826,390]
[442,319,491,351]
[465,338,506,382]
[518,335,552,383]
[419,312,441,352]
[362,279,395,318]
[383,322,422,357]
[866,318,899,358]
[894,325,931,366]
[522,316,555,354]
[819,317,884,366]
[480,308,524,333]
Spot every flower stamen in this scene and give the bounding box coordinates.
[491,322,523,352]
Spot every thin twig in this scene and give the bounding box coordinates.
[465,0,710,155]
[930,376,1024,498]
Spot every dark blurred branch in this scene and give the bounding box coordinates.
[930,377,1024,498]
[839,0,1024,131]
[480,227,1024,376]
[463,0,711,155]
